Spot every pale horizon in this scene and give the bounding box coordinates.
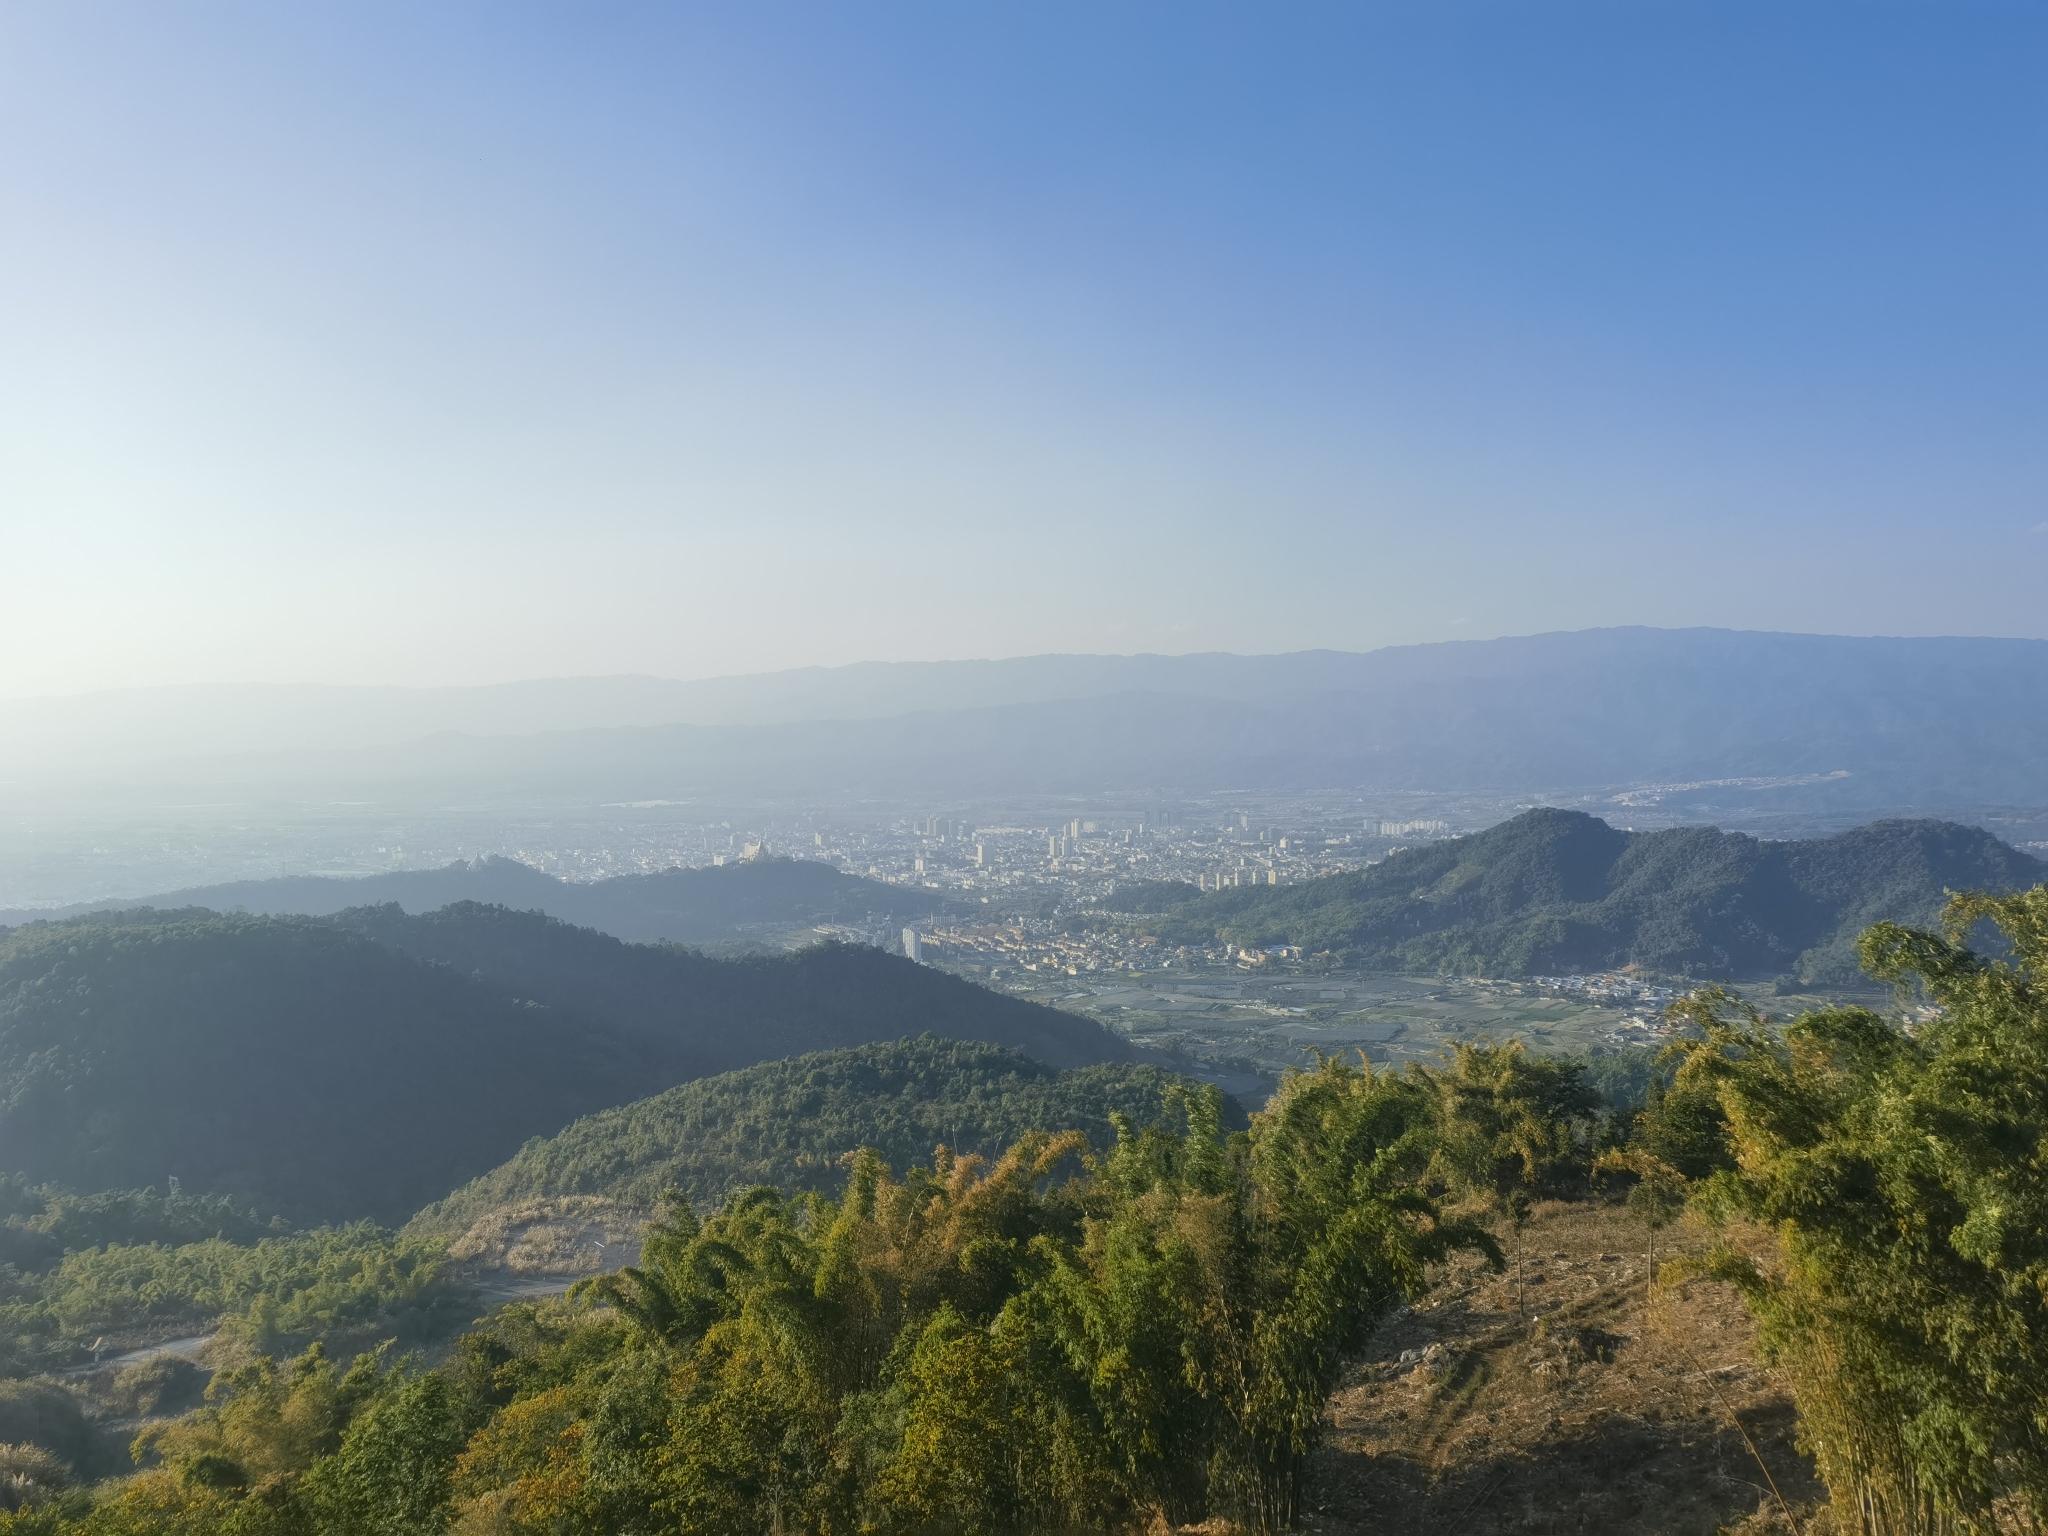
[5,4,2046,700]
[10,622,2048,706]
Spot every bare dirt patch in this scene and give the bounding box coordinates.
[446,1197,646,1278]
[1300,1201,1826,1535]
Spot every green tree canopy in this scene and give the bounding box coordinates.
[1672,887,2048,1534]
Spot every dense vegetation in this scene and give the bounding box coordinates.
[0,1021,1635,1533]
[0,1182,465,1383]
[0,908,1128,1225]
[0,1040,1214,1384]
[1668,887,2048,1532]
[1104,809,2043,981]
[0,1059,1537,1534]
[0,1183,287,1276]
[0,913,647,1226]
[5,866,2041,1531]
[412,1036,1238,1240]
[0,1226,456,1379]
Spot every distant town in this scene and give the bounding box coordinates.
[509,798,1469,910]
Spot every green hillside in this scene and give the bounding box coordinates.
[1104,810,2046,981]
[0,910,652,1225]
[0,909,1133,1225]
[410,1035,1234,1239]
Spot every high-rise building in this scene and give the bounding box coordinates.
[902,928,922,963]
[973,844,987,866]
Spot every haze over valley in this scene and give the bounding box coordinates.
[5,4,2046,1531]
[6,627,2047,915]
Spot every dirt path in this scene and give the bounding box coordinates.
[1301,1201,1825,1535]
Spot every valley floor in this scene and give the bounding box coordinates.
[1300,1201,1825,1536]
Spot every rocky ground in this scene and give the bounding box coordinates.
[1298,1200,1828,1535]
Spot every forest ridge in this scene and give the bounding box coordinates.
[1103,809,2045,980]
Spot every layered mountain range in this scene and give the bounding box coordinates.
[7,628,2047,805]
[0,855,945,943]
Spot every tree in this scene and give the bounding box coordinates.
[1671,889,2048,1535]
[1414,1041,1595,1317]
[1029,1068,1498,1531]
[303,1371,464,1536]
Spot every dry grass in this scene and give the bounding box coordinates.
[446,1198,648,1277]
[1298,1199,1829,1535]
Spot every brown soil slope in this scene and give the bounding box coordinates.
[1300,1201,1825,1536]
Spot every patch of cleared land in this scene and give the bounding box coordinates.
[1300,1200,1824,1535]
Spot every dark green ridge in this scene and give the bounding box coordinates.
[0,907,1132,1226]
[1102,810,2045,981]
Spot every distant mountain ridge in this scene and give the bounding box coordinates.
[325,901,1127,1074]
[0,905,1133,1224]
[1106,810,2048,981]
[8,629,2048,805]
[0,650,1400,769]
[0,855,945,943]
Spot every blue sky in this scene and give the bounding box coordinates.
[2,2,2043,695]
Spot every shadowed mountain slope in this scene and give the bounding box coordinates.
[0,911,645,1225]
[0,908,1133,1224]
[1108,810,2046,981]
[327,901,1132,1075]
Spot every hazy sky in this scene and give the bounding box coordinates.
[3,2,2044,698]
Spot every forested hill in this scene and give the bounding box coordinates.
[0,909,1131,1224]
[0,854,943,945]
[324,902,1129,1073]
[1106,811,2046,981]
[0,911,647,1225]
[412,1035,1231,1239]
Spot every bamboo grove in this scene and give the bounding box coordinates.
[1,1058,1511,1535]
[1667,887,2048,1535]
[0,887,2041,1533]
